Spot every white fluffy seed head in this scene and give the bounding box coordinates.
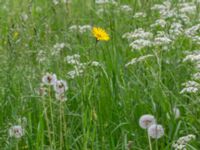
[139,114,156,129]
[9,125,24,138]
[54,80,68,94]
[42,73,57,85]
[148,124,164,139]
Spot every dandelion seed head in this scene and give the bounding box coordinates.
[139,114,156,129]
[42,73,57,85]
[54,80,68,94]
[9,125,24,138]
[148,124,164,139]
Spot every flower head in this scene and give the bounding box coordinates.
[148,124,164,139]
[54,80,68,94]
[9,125,24,138]
[92,27,110,41]
[42,73,57,85]
[139,114,156,129]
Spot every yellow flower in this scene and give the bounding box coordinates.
[92,27,110,41]
[13,31,19,39]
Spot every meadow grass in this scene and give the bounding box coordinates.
[0,0,200,149]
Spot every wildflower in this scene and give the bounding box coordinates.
[69,25,92,33]
[148,124,164,139]
[122,28,153,41]
[92,27,110,41]
[52,42,70,56]
[54,80,68,94]
[9,125,24,138]
[120,5,132,12]
[129,39,152,50]
[133,12,146,18]
[169,22,183,38]
[65,54,80,65]
[139,114,156,129]
[42,73,57,85]
[91,61,101,67]
[95,0,117,5]
[172,134,196,150]
[154,32,172,46]
[13,31,19,39]
[125,54,154,67]
[183,53,200,62]
[192,72,200,80]
[179,2,196,15]
[150,19,167,28]
[36,50,46,63]
[180,80,200,94]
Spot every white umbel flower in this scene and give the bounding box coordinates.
[139,114,156,129]
[173,134,196,149]
[42,73,57,85]
[9,125,24,138]
[54,80,68,94]
[148,124,164,139]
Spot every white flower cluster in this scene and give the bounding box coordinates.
[183,52,200,63]
[123,28,153,41]
[36,50,46,63]
[185,24,200,44]
[133,12,146,18]
[139,114,164,139]
[154,31,172,46]
[123,28,153,50]
[65,54,85,79]
[51,43,71,56]
[53,0,70,5]
[41,73,68,102]
[69,25,92,34]
[178,2,196,15]
[169,22,183,39]
[172,134,196,150]
[150,19,167,28]
[120,5,132,13]
[151,1,176,19]
[95,0,117,5]
[181,50,200,94]
[192,72,200,80]
[180,80,200,94]
[125,54,154,67]
[66,54,102,79]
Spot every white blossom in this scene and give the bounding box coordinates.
[133,12,146,18]
[173,134,196,150]
[125,54,154,67]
